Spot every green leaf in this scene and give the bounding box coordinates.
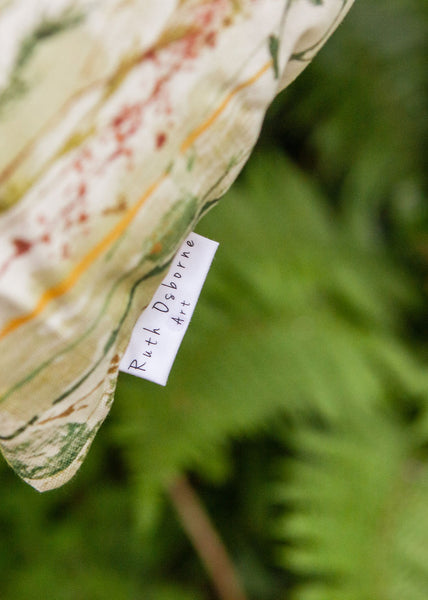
[275,413,428,600]
[112,148,428,529]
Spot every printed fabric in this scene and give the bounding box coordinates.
[0,0,355,491]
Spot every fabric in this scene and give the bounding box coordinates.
[0,0,354,491]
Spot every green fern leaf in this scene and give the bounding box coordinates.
[275,413,428,599]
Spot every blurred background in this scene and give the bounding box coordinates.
[1,1,427,598]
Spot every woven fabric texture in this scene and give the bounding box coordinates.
[0,0,354,491]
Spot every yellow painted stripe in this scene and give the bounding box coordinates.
[0,60,272,341]
[181,61,272,153]
[0,177,164,340]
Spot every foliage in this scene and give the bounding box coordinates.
[1,0,427,598]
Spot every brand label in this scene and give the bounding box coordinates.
[119,233,218,385]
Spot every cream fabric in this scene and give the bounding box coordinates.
[0,0,354,491]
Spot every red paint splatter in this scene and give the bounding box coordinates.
[68,1,226,176]
[0,237,35,278]
[193,0,220,29]
[205,31,217,47]
[111,104,142,143]
[156,132,167,149]
[106,104,144,165]
[73,147,93,173]
[181,31,200,60]
[13,238,32,256]
[0,0,231,283]
[78,212,89,223]
[107,146,133,164]
[58,177,90,231]
[140,48,157,63]
[77,182,87,198]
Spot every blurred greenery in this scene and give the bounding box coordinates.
[1,1,427,598]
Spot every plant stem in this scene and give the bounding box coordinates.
[167,474,248,600]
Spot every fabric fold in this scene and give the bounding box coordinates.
[0,0,355,491]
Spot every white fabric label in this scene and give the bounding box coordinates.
[119,232,218,385]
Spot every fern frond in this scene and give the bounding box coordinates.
[113,149,428,528]
[275,413,428,599]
